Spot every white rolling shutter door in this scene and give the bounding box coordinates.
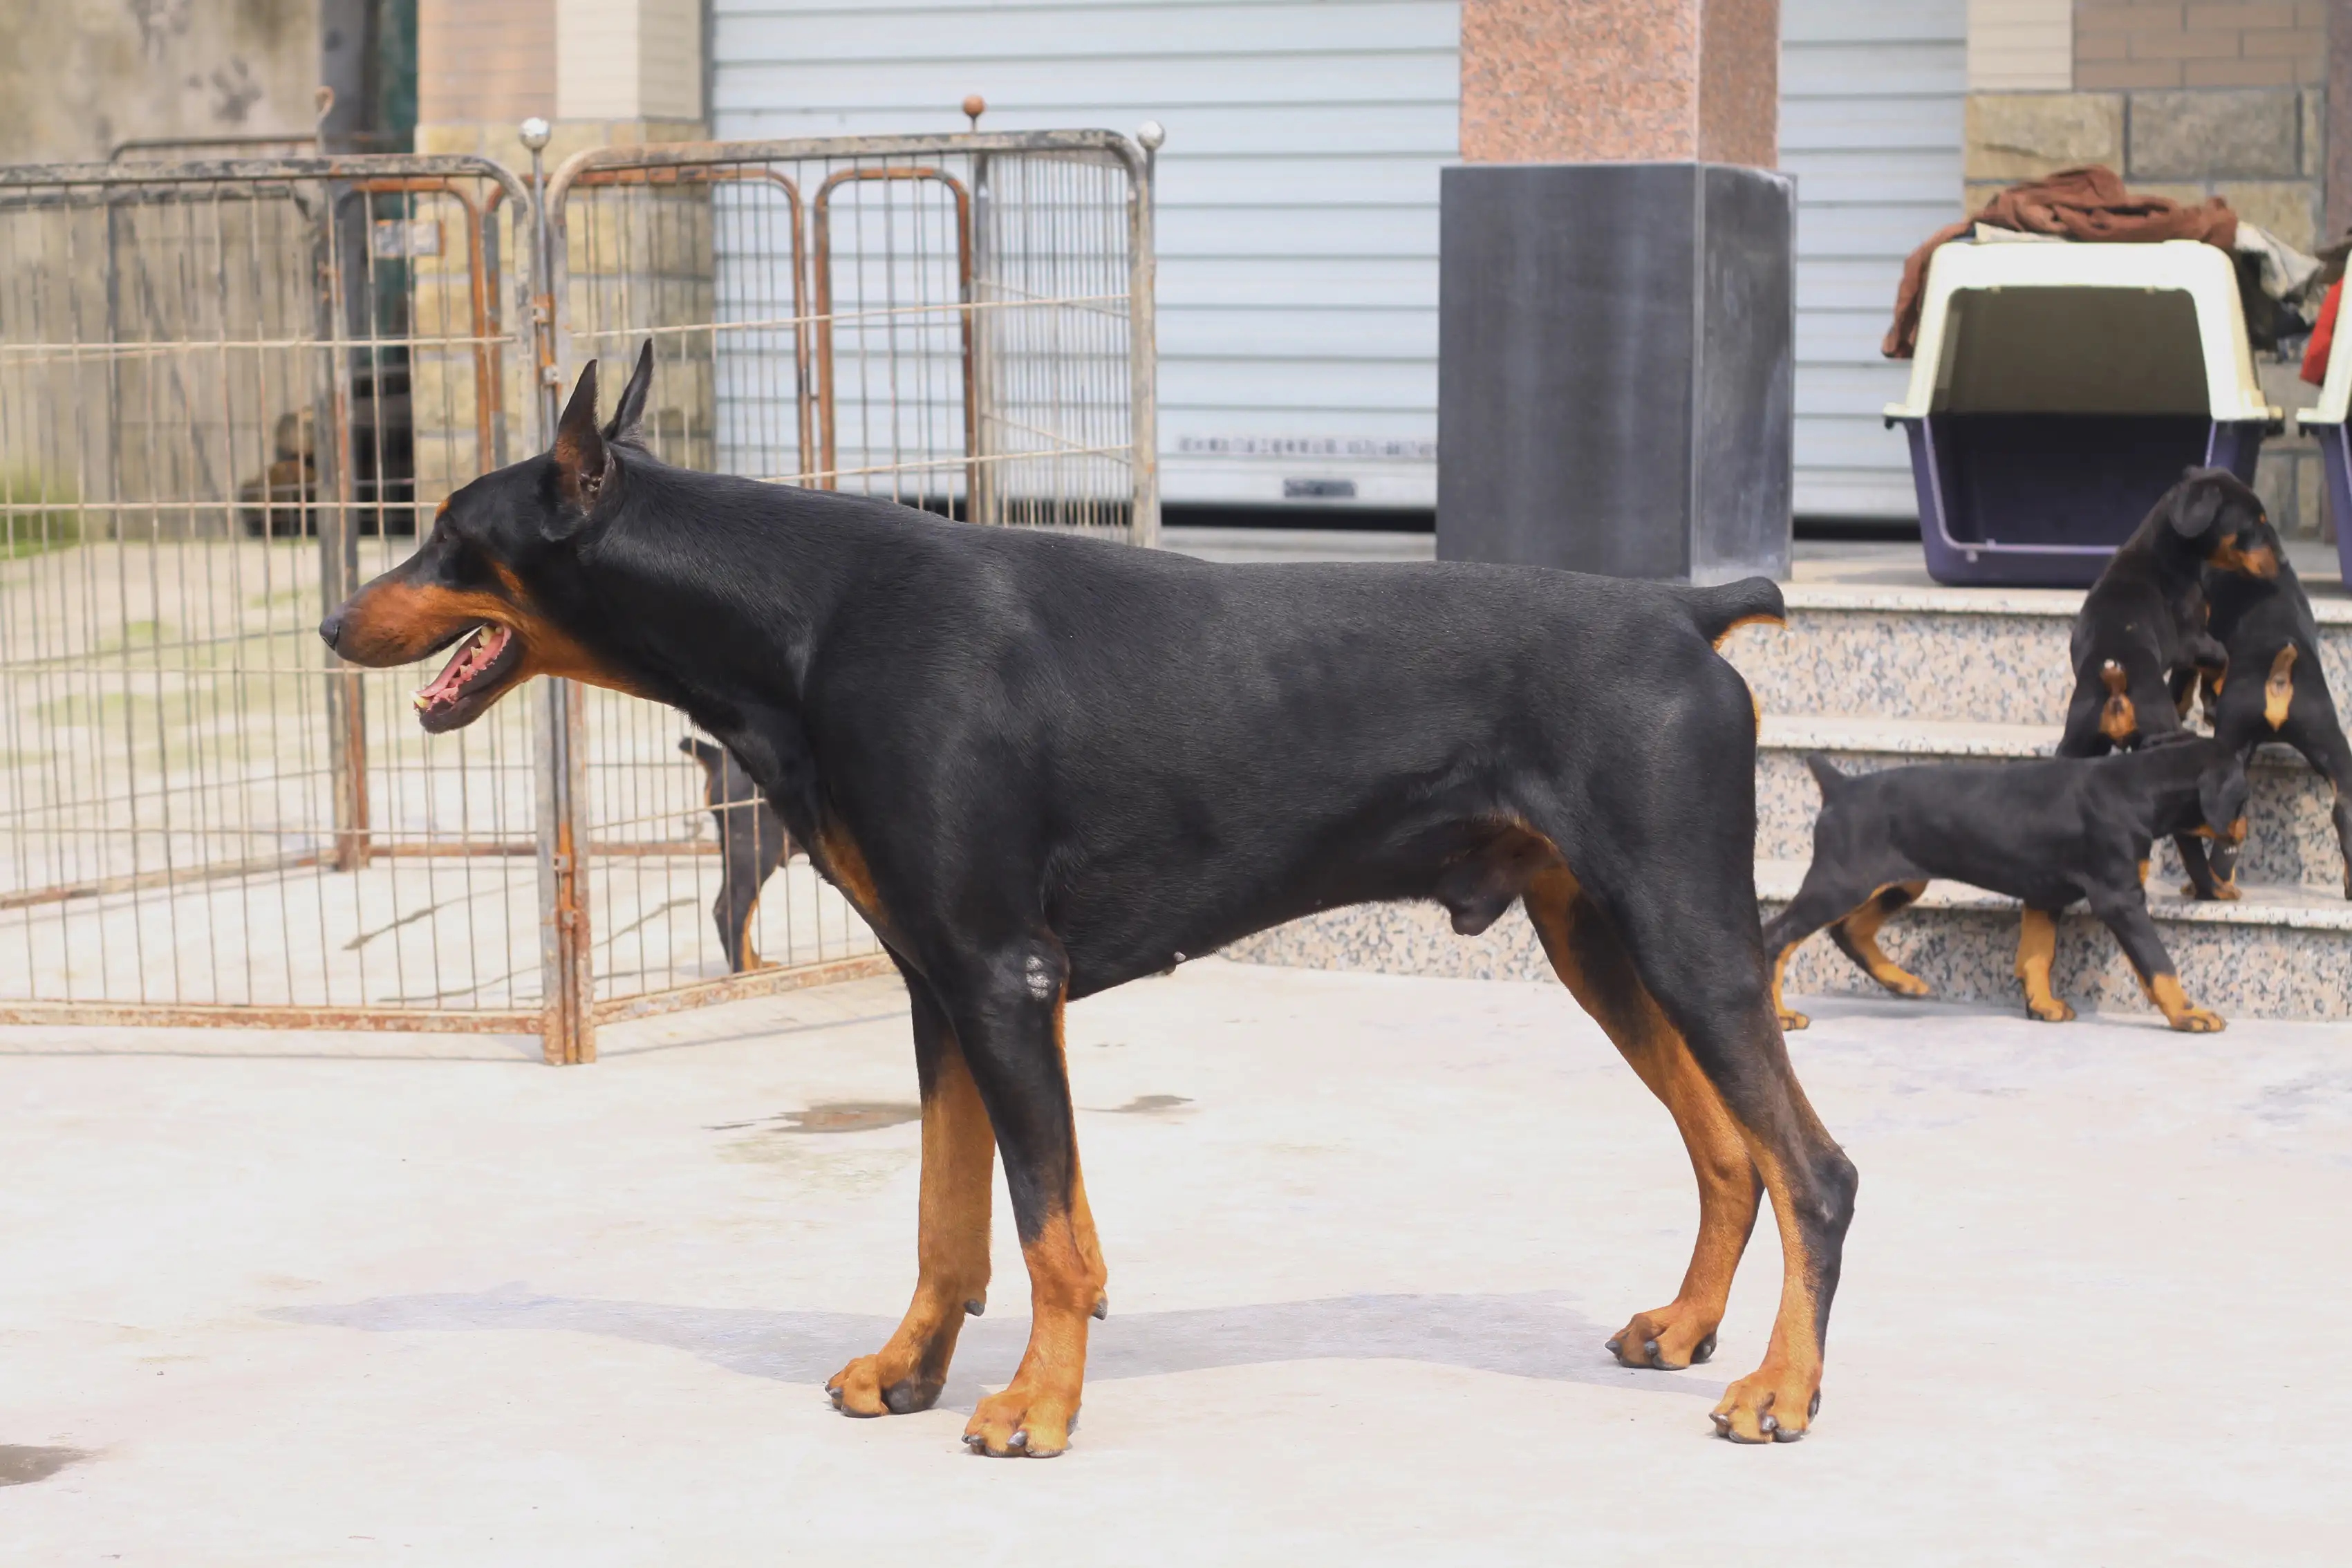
[1782,0,1968,520]
[708,0,1460,510]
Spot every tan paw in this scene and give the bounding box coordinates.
[1778,1009,1810,1032]
[2166,1005,2226,1034]
[1605,1304,1719,1372]
[1710,1364,1820,1445]
[2024,996,2075,1023]
[962,1382,1076,1457]
[825,1352,942,1419]
[2179,879,2241,902]
[1883,973,1931,998]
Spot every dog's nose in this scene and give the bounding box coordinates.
[318,608,346,651]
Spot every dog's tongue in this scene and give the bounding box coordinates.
[413,624,510,711]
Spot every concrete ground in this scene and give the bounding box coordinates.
[3,959,2347,1565]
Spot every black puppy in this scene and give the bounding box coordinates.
[320,344,1856,1449]
[2199,549,2352,897]
[1765,738,2249,1034]
[679,736,796,971]
[2057,467,2278,897]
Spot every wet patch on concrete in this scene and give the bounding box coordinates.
[1096,1094,1193,1114]
[0,1446,87,1487]
[705,1102,920,1135]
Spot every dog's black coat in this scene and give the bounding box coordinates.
[319,346,1858,1449]
[2057,467,2279,898]
[679,736,796,971]
[2201,550,2352,896]
[1764,738,2248,1025]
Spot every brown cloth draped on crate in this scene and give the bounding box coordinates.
[1883,166,2239,359]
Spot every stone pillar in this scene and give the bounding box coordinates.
[1438,0,1793,583]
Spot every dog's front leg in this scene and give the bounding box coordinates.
[944,942,1105,1457]
[827,972,996,1416]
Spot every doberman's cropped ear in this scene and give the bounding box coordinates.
[2199,753,2250,841]
[604,340,655,448]
[2168,469,2225,539]
[548,360,613,534]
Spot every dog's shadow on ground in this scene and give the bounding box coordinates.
[272,1287,1724,1410]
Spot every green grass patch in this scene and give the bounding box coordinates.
[0,467,82,559]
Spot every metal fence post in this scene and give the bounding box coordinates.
[316,176,371,870]
[1130,122,1164,549]
[523,118,597,1065]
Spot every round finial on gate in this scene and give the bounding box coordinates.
[519,117,552,153]
[962,95,987,130]
[1137,120,1166,152]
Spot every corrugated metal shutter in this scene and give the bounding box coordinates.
[707,0,1460,510]
[711,2,1962,521]
[1782,0,1967,519]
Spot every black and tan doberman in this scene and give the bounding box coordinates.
[679,736,795,971]
[321,346,1855,1450]
[2198,547,2352,899]
[1765,740,2248,1033]
[2056,467,2279,900]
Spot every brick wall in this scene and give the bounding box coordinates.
[2075,3,2327,90]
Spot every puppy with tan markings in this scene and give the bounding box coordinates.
[1766,737,2248,1033]
[2198,547,2352,898]
[2057,467,2279,898]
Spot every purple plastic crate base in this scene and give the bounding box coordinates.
[1896,413,2268,588]
[2311,420,2352,590]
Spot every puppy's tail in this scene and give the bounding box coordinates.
[1804,753,1851,801]
[1683,576,1786,649]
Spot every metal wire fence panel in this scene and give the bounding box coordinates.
[543,131,1155,1022]
[0,156,545,1030]
[0,129,1155,1050]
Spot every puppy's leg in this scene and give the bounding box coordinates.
[944,942,1104,1458]
[828,967,996,1416]
[2175,832,2238,902]
[1827,881,1931,998]
[2091,891,2223,1032]
[1760,867,1895,1032]
[2014,908,2075,1022]
[1529,869,1759,1374]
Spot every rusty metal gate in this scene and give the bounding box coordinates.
[0,130,1157,1063]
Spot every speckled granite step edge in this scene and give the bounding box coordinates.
[1755,714,2326,771]
[1753,859,2352,931]
[1216,896,2351,1020]
[1780,583,2352,624]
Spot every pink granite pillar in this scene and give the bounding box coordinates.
[1438,0,1791,582]
[1459,0,1779,167]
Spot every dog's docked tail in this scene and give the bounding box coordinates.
[1804,753,1851,801]
[1685,576,1787,648]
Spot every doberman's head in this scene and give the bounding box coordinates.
[2160,467,2280,581]
[317,345,657,732]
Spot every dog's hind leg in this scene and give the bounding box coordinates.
[2013,908,2075,1021]
[2091,891,2223,1032]
[1827,881,1930,999]
[2281,707,2352,898]
[1529,867,1759,1374]
[827,967,998,1417]
[1530,863,1856,1442]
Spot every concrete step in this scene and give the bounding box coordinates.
[1719,584,2352,725]
[1755,859,2351,1023]
[1219,862,2352,1023]
[1755,713,2352,893]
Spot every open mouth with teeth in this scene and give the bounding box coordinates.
[411,623,523,733]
